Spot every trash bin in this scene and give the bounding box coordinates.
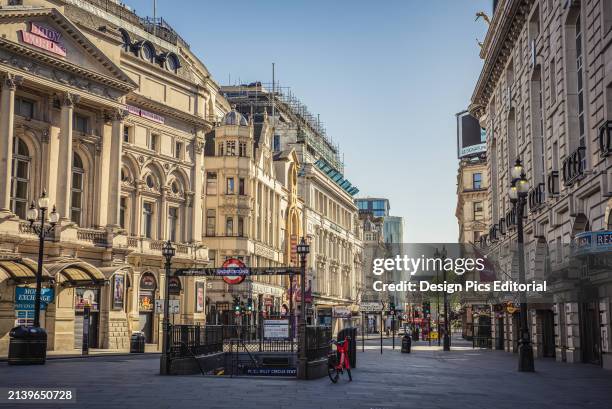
[401,334,412,353]
[130,332,145,353]
[8,326,47,365]
[337,327,357,368]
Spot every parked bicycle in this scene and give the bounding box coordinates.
[327,336,352,383]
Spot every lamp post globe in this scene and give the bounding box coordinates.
[507,159,535,372]
[296,237,310,380]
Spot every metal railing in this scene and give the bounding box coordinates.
[305,326,332,361]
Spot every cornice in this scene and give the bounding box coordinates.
[470,0,532,119]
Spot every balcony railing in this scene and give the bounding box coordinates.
[598,120,612,157]
[547,171,559,196]
[528,182,545,212]
[562,146,586,186]
[77,228,108,246]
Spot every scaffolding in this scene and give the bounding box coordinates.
[221,82,344,173]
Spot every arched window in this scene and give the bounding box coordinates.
[71,152,84,225]
[10,137,30,219]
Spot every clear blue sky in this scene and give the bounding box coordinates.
[126,0,491,242]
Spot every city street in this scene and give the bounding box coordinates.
[2,337,611,409]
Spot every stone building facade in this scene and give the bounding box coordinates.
[0,0,226,354]
[470,0,612,368]
[222,83,364,333]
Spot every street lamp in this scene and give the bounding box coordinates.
[508,158,535,372]
[296,237,310,380]
[27,190,59,329]
[160,240,175,375]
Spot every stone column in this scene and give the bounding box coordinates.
[0,74,22,213]
[56,93,79,220]
[191,138,204,242]
[107,109,127,226]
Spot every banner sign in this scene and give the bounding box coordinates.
[264,319,289,339]
[14,287,54,311]
[126,105,165,124]
[332,306,352,318]
[359,302,384,312]
[245,367,296,376]
[19,22,66,57]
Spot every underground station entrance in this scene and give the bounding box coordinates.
[162,261,337,379]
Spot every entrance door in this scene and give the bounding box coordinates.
[139,312,153,343]
[580,301,601,365]
[541,310,555,358]
[495,317,504,350]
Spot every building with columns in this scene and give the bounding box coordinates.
[222,83,364,333]
[470,0,612,368]
[0,0,226,354]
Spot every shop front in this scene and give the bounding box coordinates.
[138,272,157,343]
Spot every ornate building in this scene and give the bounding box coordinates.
[0,0,226,354]
[471,0,612,368]
[202,108,302,322]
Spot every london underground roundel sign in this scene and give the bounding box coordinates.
[220,258,248,285]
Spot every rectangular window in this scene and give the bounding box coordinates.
[123,126,130,143]
[473,201,484,221]
[168,207,178,242]
[143,202,153,239]
[472,173,482,190]
[226,141,236,156]
[473,231,481,243]
[175,141,183,160]
[218,143,224,156]
[73,113,89,133]
[147,133,159,151]
[575,13,587,170]
[238,216,244,237]
[549,59,556,104]
[15,97,34,118]
[273,135,280,152]
[226,177,235,194]
[71,170,83,225]
[226,217,234,236]
[206,172,217,195]
[239,142,247,157]
[239,178,245,195]
[206,209,216,237]
[119,197,127,229]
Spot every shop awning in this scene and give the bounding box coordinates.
[0,258,50,284]
[48,260,107,287]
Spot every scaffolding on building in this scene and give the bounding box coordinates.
[221,82,344,173]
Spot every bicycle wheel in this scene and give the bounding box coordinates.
[328,359,339,383]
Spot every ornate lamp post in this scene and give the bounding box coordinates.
[296,237,310,380]
[27,191,59,329]
[160,240,175,375]
[508,158,535,372]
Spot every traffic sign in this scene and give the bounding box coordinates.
[220,258,247,285]
[359,302,383,312]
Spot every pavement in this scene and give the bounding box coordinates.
[1,336,611,409]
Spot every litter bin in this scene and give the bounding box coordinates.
[130,332,145,353]
[337,327,357,368]
[8,326,47,365]
[401,334,412,353]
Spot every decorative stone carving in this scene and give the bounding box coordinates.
[3,73,23,90]
[58,92,80,107]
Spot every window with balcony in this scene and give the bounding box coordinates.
[10,137,30,219]
[71,153,84,225]
[472,173,482,190]
[206,209,216,236]
[206,172,217,195]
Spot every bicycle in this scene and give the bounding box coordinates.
[327,336,352,383]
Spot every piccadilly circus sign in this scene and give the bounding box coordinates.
[19,22,67,57]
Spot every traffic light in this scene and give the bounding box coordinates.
[247,298,253,313]
[422,301,431,317]
[233,298,241,315]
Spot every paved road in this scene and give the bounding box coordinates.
[1,337,611,409]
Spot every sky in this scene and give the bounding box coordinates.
[125,0,491,243]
